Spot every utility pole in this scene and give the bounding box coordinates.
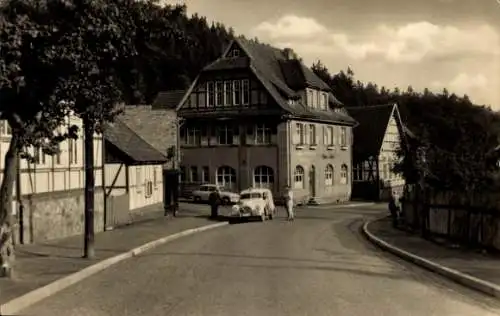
[83,118,95,259]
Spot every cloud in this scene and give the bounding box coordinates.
[251,15,500,64]
[431,73,492,101]
[250,14,500,107]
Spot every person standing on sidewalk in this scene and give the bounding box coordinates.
[388,192,399,228]
[284,185,295,221]
[209,188,221,219]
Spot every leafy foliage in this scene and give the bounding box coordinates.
[312,63,500,193]
[0,1,76,157]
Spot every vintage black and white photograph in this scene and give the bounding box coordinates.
[0,0,499,315]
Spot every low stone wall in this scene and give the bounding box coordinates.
[17,188,104,244]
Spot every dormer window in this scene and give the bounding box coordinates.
[321,92,328,110]
[228,49,240,58]
[306,89,313,107]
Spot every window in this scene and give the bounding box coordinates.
[217,124,234,145]
[296,123,305,145]
[215,81,224,106]
[294,165,305,189]
[216,166,236,190]
[68,139,77,164]
[353,164,363,181]
[341,127,347,146]
[382,163,388,179]
[340,164,348,184]
[228,48,240,57]
[260,91,268,104]
[325,164,334,186]
[309,124,316,145]
[144,180,153,197]
[207,81,215,106]
[224,81,232,105]
[153,168,158,188]
[323,126,333,146]
[202,166,209,183]
[190,166,198,182]
[186,127,201,145]
[321,93,328,110]
[232,80,241,105]
[307,89,313,107]
[242,79,250,105]
[255,124,271,144]
[254,166,274,189]
[136,167,142,192]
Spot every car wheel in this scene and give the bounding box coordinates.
[222,197,230,205]
[193,196,201,203]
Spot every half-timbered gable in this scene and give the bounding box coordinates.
[348,103,406,201]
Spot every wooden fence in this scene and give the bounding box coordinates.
[401,185,500,250]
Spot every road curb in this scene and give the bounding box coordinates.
[338,202,376,208]
[362,218,500,299]
[1,222,228,315]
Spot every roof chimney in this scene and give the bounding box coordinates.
[282,48,297,60]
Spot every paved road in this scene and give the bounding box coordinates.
[20,205,500,316]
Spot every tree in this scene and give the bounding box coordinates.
[49,0,140,258]
[311,60,332,86]
[0,0,76,277]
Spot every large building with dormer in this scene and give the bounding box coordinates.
[176,38,357,205]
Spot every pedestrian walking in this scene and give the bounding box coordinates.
[388,192,399,228]
[284,185,294,221]
[208,188,221,219]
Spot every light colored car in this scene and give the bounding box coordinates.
[191,184,239,205]
[230,188,276,221]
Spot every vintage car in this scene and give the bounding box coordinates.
[191,184,240,205]
[230,188,276,221]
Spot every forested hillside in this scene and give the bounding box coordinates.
[119,4,235,104]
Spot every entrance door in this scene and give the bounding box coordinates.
[309,165,316,197]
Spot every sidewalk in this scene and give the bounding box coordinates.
[0,203,230,306]
[364,217,500,297]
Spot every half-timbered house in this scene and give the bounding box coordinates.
[347,103,406,201]
[177,38,357,205]
[0,115,104,244]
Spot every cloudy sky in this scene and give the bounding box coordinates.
[168,0,500,108]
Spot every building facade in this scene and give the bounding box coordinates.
[103,120,167,228]
[348,104,406,201]
[0,115,104,244]
[177,38,357,205]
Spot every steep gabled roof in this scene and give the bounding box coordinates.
[189,38,355,126]
[347,104,398,160]
[153,90,186,109]
[104,119,168,165]
[118,105,176,158]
